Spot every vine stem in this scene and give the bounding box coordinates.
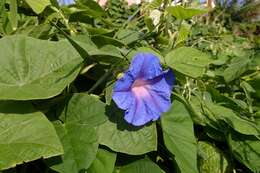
[87,69,113,94]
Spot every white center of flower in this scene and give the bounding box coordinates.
[131,79,150,98]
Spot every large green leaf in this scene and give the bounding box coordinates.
[166,6,207,19]
[64,93,107,126]
[198,141,232,173]
[25,0,51,14]
[228,131,260,172]
[50,122,99,173]
[165,47,211,78]
[117,159,165,173]
[0,35,83,100]
[0,101,63,170]
[88,149,116,173]
[97,104,157,155]
[161,100,199,173]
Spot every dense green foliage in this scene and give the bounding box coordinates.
[0,0,259,173]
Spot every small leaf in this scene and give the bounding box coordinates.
[49,122,99,173]
[118,159,165,173]
[64,93,107,126]
[25,0,51,14]
[161,100,199,173]
[147,0,163,9]
[223,56,251,83]
[0,101,63,170]
[198,141,232,173]
[175,22,191,46]
[166,6,207,19]
[88,149,117,173]
[165,47,211,78]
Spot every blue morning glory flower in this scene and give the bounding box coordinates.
[199,0,207,3]
[112,53,175,126]
[58,0,75,6]
[216,0,245,7]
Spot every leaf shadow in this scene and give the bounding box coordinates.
[0,100,36,114]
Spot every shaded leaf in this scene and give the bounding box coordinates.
[198,141,232,173]
[116,29,141,45]
[228,131,260,172]
[203,102,260,136]
[223,56,251,83]
[97,104,157,155]
[147,0,163,9]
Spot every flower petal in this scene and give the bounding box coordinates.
[112,91,134,110]
[98,0,108,6]
[128,53,163,80]
[123,69,175,126]
[113,72,134,92]
[148,69,175,97]
[112,72,135,110]
[124,97,159,126]
[58,0,75,5]
[145,69,175,112]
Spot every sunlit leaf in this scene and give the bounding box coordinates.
[0,35,83,100]
[165,47,211,78]
[63,93,107,126]
[166,6,207,19]
[49,122,98,173]
[117,159,165,173]
[25,0,51,14]
[88,149,116,173]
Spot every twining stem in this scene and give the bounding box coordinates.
[87,69,113,94]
